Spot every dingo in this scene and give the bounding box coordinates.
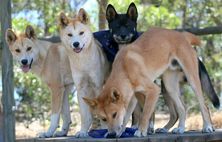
[58,9,110,137]
[84,27,214,137]
[6,26,74,138]
[106,2,219,134]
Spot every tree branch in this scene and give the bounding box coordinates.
[1,26,221,44]
[176,26,222,35]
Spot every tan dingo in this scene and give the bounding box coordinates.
[58,9,110,137]
[6,26,74,138]
[84,27,214,137]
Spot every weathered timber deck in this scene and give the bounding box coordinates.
[16,129,222,142]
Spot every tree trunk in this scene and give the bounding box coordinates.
[0,0,15,142]
[97,0,108,30]
[181,0,187,28]
[43,1,49,36]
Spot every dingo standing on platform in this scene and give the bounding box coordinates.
[105,2,219,134]
[58,9,110,138]
[84,28,214,137]
[6,26,74,138]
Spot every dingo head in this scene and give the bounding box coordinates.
[106,2,138,44]
[84,88,126,138]
[6,25,39,73]
[59,9,92,54]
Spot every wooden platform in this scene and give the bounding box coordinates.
[16,130,222,142]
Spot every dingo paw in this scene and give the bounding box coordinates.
[172,127,185,134]
[131,124,138,129]
[38,132,53,138]
[75,131,89,138]
[134,130,147,137]
[54,130,68,137]
[202,125,214,133]
[155,128,168,133]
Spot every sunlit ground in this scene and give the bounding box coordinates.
[16,111,222,139]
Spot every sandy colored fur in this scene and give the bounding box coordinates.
[88,27,213,137]
[59,9,110,137]
[6,29,74,137]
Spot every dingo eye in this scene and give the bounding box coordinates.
[27,47,32,51]
[15,49,20,53]
[112,112,117,119]
[68,33,72,37]
[102,118,107,122]
[79,31,84,35]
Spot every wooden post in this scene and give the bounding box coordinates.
[0,0,15,142]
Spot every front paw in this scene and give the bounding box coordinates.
[172,127,185,134]
[75,131,89,138]
[38,132,53,138]
[131,124,138,129]
[155,128,168,133]
[134,130,147,137]
[202,125,214,133]
[54,130,68,137]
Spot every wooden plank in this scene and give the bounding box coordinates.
[16,137,117,142]
[0,110,3,142]
[16,130,222,142]
[0,0,15,142]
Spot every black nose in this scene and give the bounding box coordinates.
[21,59,28,65]
[120,35,126,39]
[106,132,117,138]
[73,42,80,48]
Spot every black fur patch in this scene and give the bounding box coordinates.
[171,59,179,67]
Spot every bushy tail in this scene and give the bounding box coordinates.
[182,32,201,46]
[198,59,220,109]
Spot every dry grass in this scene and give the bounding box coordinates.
[186,111,222,130]
[16,111,222,139]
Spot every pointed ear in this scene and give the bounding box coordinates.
[5,29,17,45]
[111,88,121,103]
[78,8,89,24]
[106,4,117,22]
[83,97,98,108]
[59,12,69,28]
[127,2,138,21]
[25,25,36,39]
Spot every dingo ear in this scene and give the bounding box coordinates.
[127,2,138,22]
[59,12,69,28]
[78,8,89,24]
[5,29,17,45]
[106,4,117,22]
[25,25,36,39]
[111,88,121,103]
[83,97,97,108]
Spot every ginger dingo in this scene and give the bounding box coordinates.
[84,27,214,137]
[6,26,74,138]
[106,2,219,134]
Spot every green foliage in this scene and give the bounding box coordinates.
[12,18,42,36]
[12,0,73,36]
[14,66,50,127]
[138,5,181,31]
[108,0,140,12]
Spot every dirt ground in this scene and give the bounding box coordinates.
[16,111,222,139]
